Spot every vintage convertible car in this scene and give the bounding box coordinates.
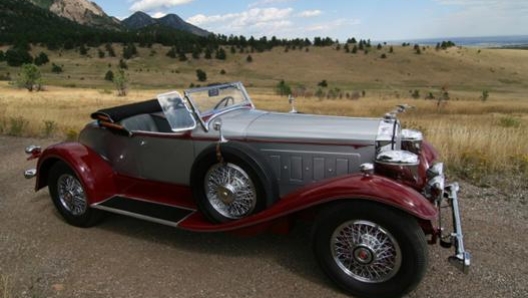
[24,82,470,298]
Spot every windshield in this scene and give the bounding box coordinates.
[184,82,253,117]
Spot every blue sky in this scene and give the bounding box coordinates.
[97,0,528,41]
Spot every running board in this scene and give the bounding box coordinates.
[92,196,194,228]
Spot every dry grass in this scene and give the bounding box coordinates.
[1,274,11,298]
[1,44,528,182]
[1,81,527,182]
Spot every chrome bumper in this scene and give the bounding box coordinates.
[443,182,471,274]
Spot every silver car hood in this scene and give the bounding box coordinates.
[244,112,381,146]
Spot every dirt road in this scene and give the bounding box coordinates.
[1,136,527,298]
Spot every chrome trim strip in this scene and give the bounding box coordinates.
[444,182,471,274]
[91,195,196,212]
[92,204,195,228]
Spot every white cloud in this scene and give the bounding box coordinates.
[188,8,297,37]
[130,0,195,12]
[297,10,322,17]
[188,7,294,29]
[151,12,167,18]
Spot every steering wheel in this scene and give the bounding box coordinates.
[213,96,235,110]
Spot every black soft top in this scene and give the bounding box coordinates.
[90,99,161,123]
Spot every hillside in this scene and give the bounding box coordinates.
[0,0,103,44]
[1,43,526,102]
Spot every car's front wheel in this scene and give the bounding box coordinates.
[312,201,428,298]
[48,161,104,227]
[191,142,278,223]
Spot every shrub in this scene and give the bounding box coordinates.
[481,90,489,101]
[246,55,253,63]
[104,70,114,81]
[105,43,116,57]
[42,120,57,138]
[16,64,42,92]
[411,89,420,99]
[119,59,128,69]
[220,69,226,75]
[5,47,33,67]
[34,52,49,66]
[8,116,28,136]
[380,53,387,59]
[498,116,521,128]
[276,80,291,96]
[113,69,128,96]
[51,63,63,74]
[196,69,207,82]
[456,149,491,182]
[215,48,227,60]
[318,80,328,88]
[178,51,188,61]
[65,129,78,141]
[79,44,89,56]
[98,49,105,58]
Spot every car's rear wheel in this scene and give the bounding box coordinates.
[312,201,428,298]
[191,142,278,223]
[48,161,104,227]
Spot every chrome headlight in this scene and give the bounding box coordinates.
[376,150,419,166]
[375,150,420,184]
[424,162,445,202]
[401,129,423,155]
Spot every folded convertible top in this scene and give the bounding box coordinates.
[90,99,161,123]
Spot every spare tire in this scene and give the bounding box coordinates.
[190,142,279,223]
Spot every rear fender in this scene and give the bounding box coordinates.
[178,173,438,232]
[36,142,116,204]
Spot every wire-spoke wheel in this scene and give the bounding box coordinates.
[48,161,104,227]
[313,201,428,298]
[331,220,401,283]
[191,142,279,223]
[57,174,87,216]
[204,163,257,219]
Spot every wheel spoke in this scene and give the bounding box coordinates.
[57,174,87,216]
[204,163,257,219]
[331,220,402,283]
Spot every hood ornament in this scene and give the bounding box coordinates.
[288,95,297,113]
[384,104,414,120]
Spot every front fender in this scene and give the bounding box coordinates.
[179,173,437,232]
[36,142,116,204]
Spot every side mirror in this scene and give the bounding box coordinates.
[157,91,197,132]
[212,118,227,143]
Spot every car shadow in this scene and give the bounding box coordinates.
[95,212,338,291]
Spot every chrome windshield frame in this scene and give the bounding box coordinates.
[183,82,255,132]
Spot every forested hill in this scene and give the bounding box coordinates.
[0,0,207,49]
[0,0,104,47]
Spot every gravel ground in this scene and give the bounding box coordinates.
[1,135,527,298]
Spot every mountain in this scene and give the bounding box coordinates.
[28,0,121,30]
[121,11,157,29]
[1,0,103,43]
[123,12,211,37]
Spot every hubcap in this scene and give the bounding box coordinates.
[57,174,87,216]
[204,163,257,219]
[331,220,401,283]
